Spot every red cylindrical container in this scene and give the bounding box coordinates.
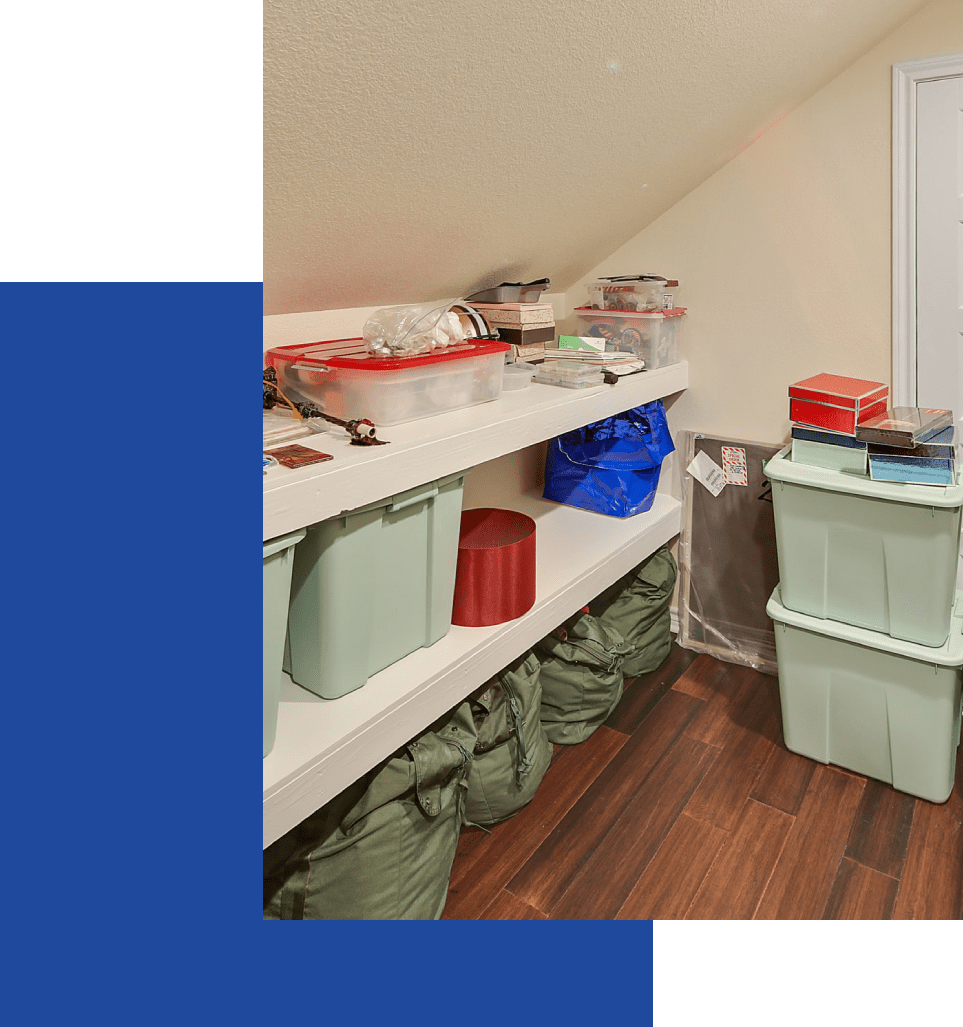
[451,508,537,626]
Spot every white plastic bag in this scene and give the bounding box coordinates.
[363,300,466,356]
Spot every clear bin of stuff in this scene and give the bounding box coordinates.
[585,277,666,312]
[573,307,686,369]
[265,338,511,427]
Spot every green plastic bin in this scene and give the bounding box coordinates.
[765,444,963,647]
[768,585,963,803]
[284,470,467,699]
[264,528,306,758]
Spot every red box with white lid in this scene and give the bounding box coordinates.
[788,373,889,436]
[265,337,511,427]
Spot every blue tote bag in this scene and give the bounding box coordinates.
[542,400,675,518]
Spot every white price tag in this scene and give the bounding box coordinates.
[686,451,727,496]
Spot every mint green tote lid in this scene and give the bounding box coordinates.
[765,445,963,509]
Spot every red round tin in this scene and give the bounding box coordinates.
[451,508,537,627]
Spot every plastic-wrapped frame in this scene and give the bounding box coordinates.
[676,430,781,674]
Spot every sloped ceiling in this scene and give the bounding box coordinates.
[264,0,929,315]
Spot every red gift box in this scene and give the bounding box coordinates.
[789,373,888,436]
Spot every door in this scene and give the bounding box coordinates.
[913,72,963,587]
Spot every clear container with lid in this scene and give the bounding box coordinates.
[573,307,686,368]
[265,338,511,426]
[586,277,666,312]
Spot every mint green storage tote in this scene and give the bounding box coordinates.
[765,445,963,647]
[768,585,963,804]
[263,528,306,758]
[284,470,466,698]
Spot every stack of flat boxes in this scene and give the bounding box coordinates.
[766,373,963,803]
[469,302,555,362]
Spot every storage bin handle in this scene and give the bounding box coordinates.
[291,363,331,373]
[390,487,438,512]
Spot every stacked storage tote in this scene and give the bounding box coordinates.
[766,374,963,803]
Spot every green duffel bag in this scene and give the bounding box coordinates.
[466,651,553,827]
[535,610,633,745]
[263,700,476,920]
[588,546,678,678]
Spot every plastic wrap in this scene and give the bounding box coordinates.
[676,430,781,674]
[363,300,467,356]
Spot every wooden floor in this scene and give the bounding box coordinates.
[442,644,963,920]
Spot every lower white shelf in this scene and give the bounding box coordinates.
[263,489,682,848]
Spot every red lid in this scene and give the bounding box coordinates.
[789,373,888,401]
[575,306,687,318]
[266,337,510,371]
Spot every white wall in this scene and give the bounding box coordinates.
[563,0,963,450]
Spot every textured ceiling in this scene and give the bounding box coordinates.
[264,0,930,315]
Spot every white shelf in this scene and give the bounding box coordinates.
[263,489,682,847]
[263,360,688,540]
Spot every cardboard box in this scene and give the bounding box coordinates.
[789,373,888,435]
[855,406,953,448]
[469,302,554,327]
[867,426,956,486]
[790,425,867,473]
[496,324,555,346]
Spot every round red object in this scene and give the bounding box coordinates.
[451,508,537,627]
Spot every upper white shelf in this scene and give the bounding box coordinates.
[263,361,688,539]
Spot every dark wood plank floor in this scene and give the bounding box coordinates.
[442,644,963,920]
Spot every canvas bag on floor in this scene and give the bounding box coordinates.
[535,611,633,745]
[588,546,677,677]
[263,700,477,920]
[466,651,553,826]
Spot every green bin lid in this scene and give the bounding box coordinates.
[263,528,306,559]
[765,445,963,509]
[766,585,963,666]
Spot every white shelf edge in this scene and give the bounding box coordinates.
[264,360,688,540]
[263,491,682,848]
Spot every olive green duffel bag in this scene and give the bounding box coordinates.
[263,700,476,920]
[535,611,633,745]
[588,546,677,678]
[466,651,553,827]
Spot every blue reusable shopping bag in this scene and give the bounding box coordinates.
[542,400,675,517]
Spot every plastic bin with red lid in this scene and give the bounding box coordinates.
[573,307,686,369]
[265,337,511,427]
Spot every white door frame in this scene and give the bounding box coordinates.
[892,52,963,406]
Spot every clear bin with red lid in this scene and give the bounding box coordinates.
[265,337,511,426]
[573,307,686,369]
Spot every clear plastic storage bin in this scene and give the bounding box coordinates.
[765,445,963,647]
[265,338,511,427]
[586,279,665,312]
[573,307,685,369]
[263,528,306,757]
[768,585,963,803]
[284,471,467,699]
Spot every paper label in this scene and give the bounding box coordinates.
[687,451,726,496]
[721,446,748,486]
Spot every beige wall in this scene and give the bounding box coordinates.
[564,0,963,449]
